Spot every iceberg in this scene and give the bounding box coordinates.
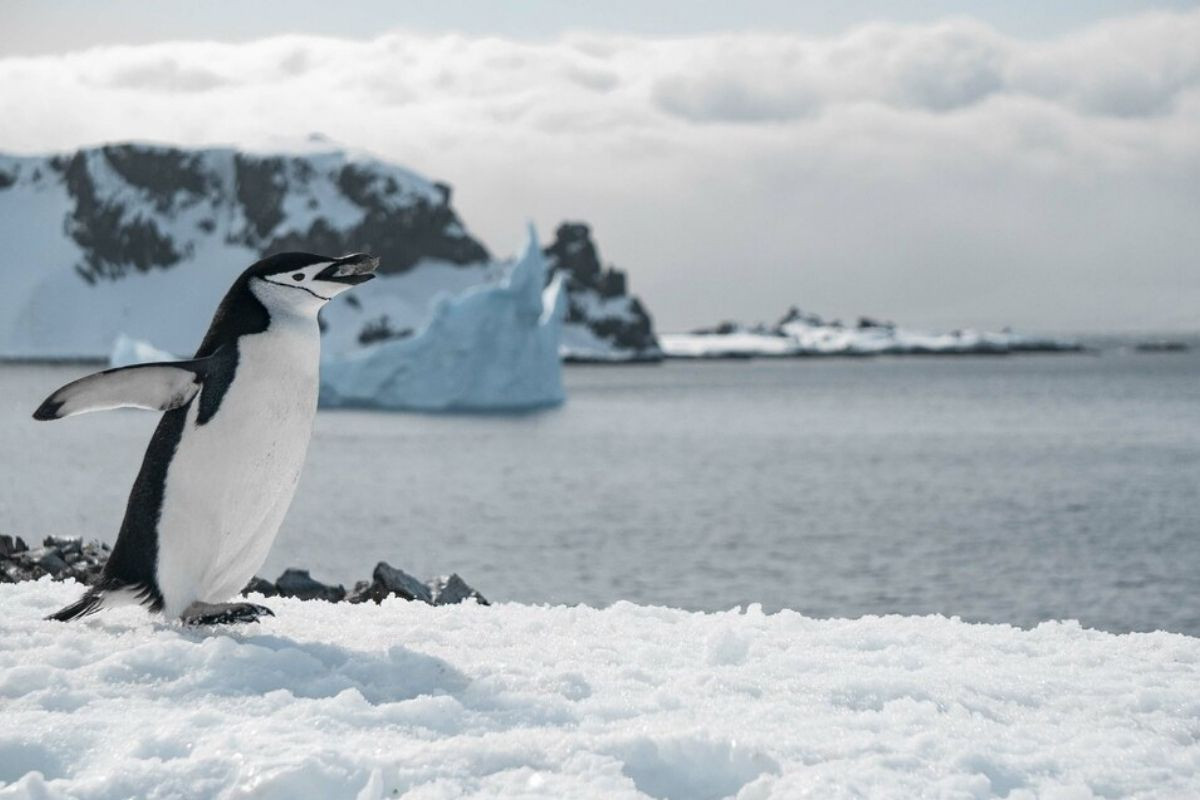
[319,227,567,412]
[108,333,178,368]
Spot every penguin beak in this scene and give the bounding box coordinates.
[319,253,379,285]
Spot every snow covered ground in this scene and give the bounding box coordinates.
[3,580,1199,799]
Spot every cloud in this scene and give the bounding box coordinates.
[0,13,1197,331]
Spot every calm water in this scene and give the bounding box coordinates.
[2,349,1198,635]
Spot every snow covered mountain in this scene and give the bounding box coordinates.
[543,223,661,363]
[0,143,496,359]
[662,307,1082,358]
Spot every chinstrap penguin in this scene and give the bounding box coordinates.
[36,252,378,625]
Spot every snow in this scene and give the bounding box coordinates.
[3,578,1200,799]
[662,318,1079,359]
[319,227,567,412]
[0,146,467,360]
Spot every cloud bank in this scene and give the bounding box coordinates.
[0,12,1197,331]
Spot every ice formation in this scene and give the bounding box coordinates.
[320,228,567,412]
[3,578,1199,799]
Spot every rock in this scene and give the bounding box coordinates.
[428,574,489,606]
[273,568,346,603]
[0,535,14,558]
[13,536,28,554]
[544,222,662,362]
[241,576,278,598]
[349,561,432,605]
[28,548,70,576]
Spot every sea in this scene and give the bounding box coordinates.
[2,344,1197,636]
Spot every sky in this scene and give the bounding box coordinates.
[1,2,1198,333]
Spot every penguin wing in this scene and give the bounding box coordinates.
[33,360,210,421]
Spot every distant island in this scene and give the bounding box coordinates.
[660,307,1082,359]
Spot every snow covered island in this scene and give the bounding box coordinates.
[0,143,658,367]
[662,308,1082,359]
[3,579,1198,798]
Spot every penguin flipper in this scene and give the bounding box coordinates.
[33,359,209,421]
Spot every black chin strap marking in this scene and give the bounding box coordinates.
[264,277,330,302]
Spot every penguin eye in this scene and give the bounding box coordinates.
[291,273,305,282]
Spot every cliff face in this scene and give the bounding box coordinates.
[543,223,661,362]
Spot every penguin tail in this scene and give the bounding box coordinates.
[46,589,105,622]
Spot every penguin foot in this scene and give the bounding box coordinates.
[182,602,275,626]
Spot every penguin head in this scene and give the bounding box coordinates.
[247,252,379,315]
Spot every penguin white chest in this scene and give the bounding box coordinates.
[155,319,320,616]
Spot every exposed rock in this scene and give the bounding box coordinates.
[429,574,490,606]
[3,533,490,609]
[241,576,278,598]
[544,222,661,362]
[18,143,490,288]
[274,568,347,603]
[349,561,433,605]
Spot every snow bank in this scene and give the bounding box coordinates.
[319,227,566,412]
[3,579,1199,799]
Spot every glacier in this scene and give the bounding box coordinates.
[3,578,1200,799]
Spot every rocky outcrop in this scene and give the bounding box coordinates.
[27,144,491,284]
[1,533,487,608]
[543,222,661,362]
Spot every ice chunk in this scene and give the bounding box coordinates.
[320,226,566,412]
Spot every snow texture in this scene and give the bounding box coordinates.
[2,579,1199,799]
[319,227,566,412]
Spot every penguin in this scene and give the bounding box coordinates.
[35,251,378,625]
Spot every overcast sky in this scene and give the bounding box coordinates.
[2,2,1198,332]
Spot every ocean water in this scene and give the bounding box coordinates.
[2,348,1198,635]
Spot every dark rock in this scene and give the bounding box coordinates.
[14,536,28,553]
[0,535,14,557]
[64,150,184,283]
[1135,340,1189,353]
[349,561,433,605]
[543,222,661,359]
[274,568,346,603]
[241,576,278,597]
[31,548,69,576]
[428,573,489,606]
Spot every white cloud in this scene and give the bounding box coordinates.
[0,11,1197,331]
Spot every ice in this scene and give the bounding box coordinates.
[320,227,566,412]
[108,333,177,368]
[2,579,1199,798]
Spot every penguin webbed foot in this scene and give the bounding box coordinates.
[182,601,275,626]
